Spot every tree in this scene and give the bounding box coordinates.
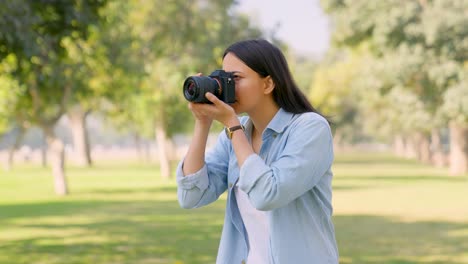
[322,0,468,174]
[103,0,262,178]
[0,55,28,170]
[0,56,23,136]
[440,69,468,174]
[308,48,361,149]
[0,0,107,194]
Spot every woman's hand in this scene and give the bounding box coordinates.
[188,100,214,127]
[189,92,239,127]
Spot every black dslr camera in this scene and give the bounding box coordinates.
[183,70,235,104]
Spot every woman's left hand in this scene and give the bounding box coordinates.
[190,92,239,127]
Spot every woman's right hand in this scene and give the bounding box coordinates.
[188,101,214,127]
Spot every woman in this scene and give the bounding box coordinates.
[177,39,339,264]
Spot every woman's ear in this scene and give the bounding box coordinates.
[263,76,275,95]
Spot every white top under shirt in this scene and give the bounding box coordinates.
[234,183,270,263]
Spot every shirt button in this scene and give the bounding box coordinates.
[241,260,246,264]
[272,133,277,138]
[229,183,233,188]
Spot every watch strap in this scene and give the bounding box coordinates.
[225,124,245,139]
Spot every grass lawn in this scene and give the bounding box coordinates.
[1,153,467,264]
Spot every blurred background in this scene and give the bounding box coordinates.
[0,0,467,263]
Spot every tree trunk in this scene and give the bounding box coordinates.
[68,105,92,167]
[430,128,447,167]
[41,130,47,167]
[5,126,26,171]
[404,135,417,159]
[449,122,468,175]
[43,125,68,196]
[155,122,171,179]
[393,135,406,157]
[414,132,431,164]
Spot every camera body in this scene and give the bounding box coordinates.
[183,70,235,104]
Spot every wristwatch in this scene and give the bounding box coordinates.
[225,124,245,140]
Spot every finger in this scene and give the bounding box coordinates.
[189,103,207,116]
[190,102,211,115]
[205,92,224,107]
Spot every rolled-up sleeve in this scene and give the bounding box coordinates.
[177,162,209,189]
[176,131,230,209]
[238,115,333,211]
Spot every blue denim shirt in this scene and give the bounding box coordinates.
[177,109,339,264]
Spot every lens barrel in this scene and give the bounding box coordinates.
[183,76,220,103]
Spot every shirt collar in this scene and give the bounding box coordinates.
[244,108,294,138]
[266,108,294,134]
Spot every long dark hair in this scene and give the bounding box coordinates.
[223,39,327,120]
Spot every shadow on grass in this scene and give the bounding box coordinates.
[1,198,225,264]
[0,185,179,219]
[335,215,468,264]
[2,198,468,264]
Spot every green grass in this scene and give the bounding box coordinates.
[332,153,468,264]
[1,153,467,264]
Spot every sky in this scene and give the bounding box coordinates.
[235,0,331,59]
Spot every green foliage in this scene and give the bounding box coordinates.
[287,54,317,94]
[0,54,27,134]
[101,0,262,139]
[1,0,262,141]
[309,50,358,121]
[0,0,107,127]
[321,0,468,141]
[441,69,468,124]
[414,0,468,62]
[0,75,23,133]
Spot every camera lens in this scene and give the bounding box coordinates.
[183,76,220,103]
[187,81,196,96]
[183,79,200,101]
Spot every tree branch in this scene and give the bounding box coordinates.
[28,78,42,118]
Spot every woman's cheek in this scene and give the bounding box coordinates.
[234,81,241,99]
